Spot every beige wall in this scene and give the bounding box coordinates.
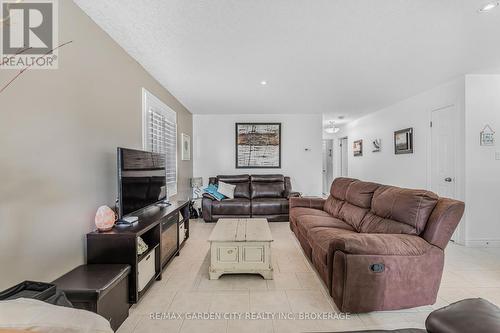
[0,0,192,289]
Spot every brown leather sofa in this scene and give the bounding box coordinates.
[202,174,299,222]
[290,177,465,313]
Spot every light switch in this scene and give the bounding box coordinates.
[496,152,500,160]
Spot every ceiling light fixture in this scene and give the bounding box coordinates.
[325,121,340,134]
[478,1,499,12]
[260,80,268,86]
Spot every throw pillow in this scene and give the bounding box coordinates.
[204,184,225,201]
[203,193,218,201]
[217,181,236,199]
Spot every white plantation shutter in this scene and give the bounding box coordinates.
[143,88,177,196]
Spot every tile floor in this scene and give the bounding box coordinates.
[118,220,500,333]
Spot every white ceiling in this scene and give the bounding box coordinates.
[74,0,500,121]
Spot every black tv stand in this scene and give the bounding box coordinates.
[86,200,189,303]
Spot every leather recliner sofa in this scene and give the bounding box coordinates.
[289,177,465,313]
[202,174,299,222]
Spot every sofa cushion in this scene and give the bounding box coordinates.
[252,198,288,215]
[251,174,284,183]
[216,175,251,199]
[308,227,357,266]
[345,181,380,209]
[360,212,417,234]
[296,216,354,240]
[361,186,439,234]
[330,177,357,200]
[333,180,379,231]
[218,174,250,183]
[251,182,285,199]
[211,198,251,215]
[250,175,285,199]
[323,196,344,218]
[338,203,369,232]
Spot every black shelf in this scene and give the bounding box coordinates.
[86,200,190,304]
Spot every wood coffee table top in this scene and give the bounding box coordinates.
[208,218,273,242]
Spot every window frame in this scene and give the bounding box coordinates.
[142,88,177,197]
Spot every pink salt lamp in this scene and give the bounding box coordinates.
[95,205,116,232]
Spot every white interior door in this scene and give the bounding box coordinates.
[322,140,328,194]
[430,105,458,240]
[340,137,348,177]
[322,140,334,195]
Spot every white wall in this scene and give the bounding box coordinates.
[464,75,500,246]
[0,1,192,290]
[334,78,466,243]
[336,78,465,193]
[193,114,323,196]
[335,75,500,246]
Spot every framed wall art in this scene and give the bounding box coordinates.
[372,138,381,152]
[394,127,413,154]
[181,133,191,160]
[480,125,495,146]
[353,139,363,156]
[235,123,281,168]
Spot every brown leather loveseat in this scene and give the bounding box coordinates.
[290,177,465,313]
[203,174,299,222]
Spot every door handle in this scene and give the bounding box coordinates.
[444,177,452,182]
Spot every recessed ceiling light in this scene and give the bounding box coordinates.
[260,80,268,86]
[478,1,499,13]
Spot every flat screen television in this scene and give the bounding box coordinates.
[117,147,167,218]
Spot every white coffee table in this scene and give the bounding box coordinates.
[208,218,274,280]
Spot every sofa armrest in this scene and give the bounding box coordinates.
[287,191,301,199]
[289,197,325,210]
[331,233,432,256]
[202,196,214,222]
[422,198,465,250]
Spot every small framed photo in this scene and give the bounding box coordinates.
[181,133,191,160]
[394,128,413,154]
[353,140,363,156]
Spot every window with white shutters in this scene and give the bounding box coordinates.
[142,88,177,196]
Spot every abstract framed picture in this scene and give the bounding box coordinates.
[353,139,363,156]
[235,123,281,168]
[394,127,413,154]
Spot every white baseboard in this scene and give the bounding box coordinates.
[464,239,500,247]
